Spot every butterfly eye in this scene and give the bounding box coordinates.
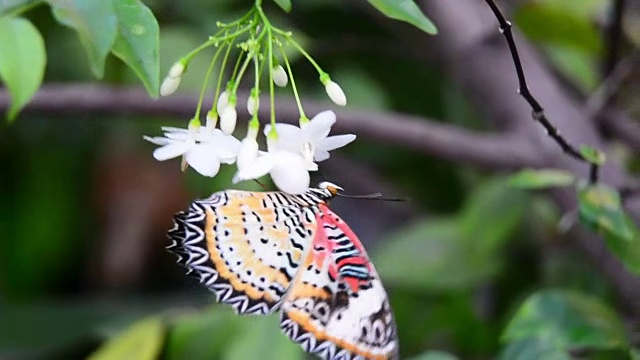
[318,181,343,195]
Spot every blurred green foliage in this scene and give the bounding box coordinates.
[1,0,638,359]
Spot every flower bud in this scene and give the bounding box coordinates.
[160,61,186,96]
[272,65,288,87]
[160,76,181,96]
[324,80,347,106]
[220,105,237,135]
[168,61,185,78]
[206,109,218,129]
[247,119,259,140]
[247,89,259,116]
[216,91,229,115]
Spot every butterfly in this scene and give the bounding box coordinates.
[167,181,398,360]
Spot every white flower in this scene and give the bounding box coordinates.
[220,103,237,135]
[144,124,240,177]
[206,109,218,129]
[324,80,347,106]
[216,91,229,115]
[247,91,259,116]
[160,77,181,96]
[160,62,185,96]
[234,137,317,194]
[273,65,288,87]
[235,122,260,173]
[265,110,355,162]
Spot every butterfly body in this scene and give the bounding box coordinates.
[168,183,398,359]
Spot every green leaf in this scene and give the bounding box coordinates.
[631,348,640,360]
[0,16,45,121]
[223,315,304,360]
[508,169,575,189]
[577,184,640,274]
[461,177,528,256]
[165,308,241,360]
[367,0,437,35]
[88,317,165,360]
[111,0,160,97]
[374,178,527,291]
[498,338,571,360]
[45,0,117,77]
[271,0,291,13]
[545,45,598,91]
[514,3,602,55]
[0,0,39,15]
[373,219,495,291]
[407,350,460,360]
[502,290,628,351]
[579,145,606,165]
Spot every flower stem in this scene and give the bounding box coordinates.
[195,42,226,119]
[277,42,305,122]
[212,41,234,110]
[274,31,323,75]
[184,24,252,64]
[267,29,276,128]
[232,53,253,95]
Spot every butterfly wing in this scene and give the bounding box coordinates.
[167,189,318,315]
[279,204,399,360]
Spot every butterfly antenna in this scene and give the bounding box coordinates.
[336,192,408,202]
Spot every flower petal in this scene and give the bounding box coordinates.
[270,153,310,194]
[212,134,241,159]
[185,148,221,177]
[314,149,330,162]
[236,137,259,169]
[143,135,170,146]
[318,134,356,151]
[152,142,191,161]
[234,155,274,182]
[264,123,303,152]
[304,110,335,141]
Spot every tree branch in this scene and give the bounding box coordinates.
[0,84,543,169]
[483,0,599,183]
[419,0,640,312]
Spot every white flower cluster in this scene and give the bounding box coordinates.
[144,110,355,194]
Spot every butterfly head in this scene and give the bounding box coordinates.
[318,181,343,198]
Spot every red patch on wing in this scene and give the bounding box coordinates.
[311,204,373,293]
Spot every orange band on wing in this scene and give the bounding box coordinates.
[204,207,288,302]
[285,308,393,360]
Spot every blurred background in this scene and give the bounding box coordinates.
[1,0,639,359]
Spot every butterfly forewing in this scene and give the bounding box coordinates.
[279,204,399,360]
[167,189,318,314]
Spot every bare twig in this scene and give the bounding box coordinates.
[419,0,640,313]
[0,84,543,169]
[483,0,600,184]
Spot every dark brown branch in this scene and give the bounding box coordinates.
[0,84,543,169]
[483,0,600,184]
[419,0,640,314]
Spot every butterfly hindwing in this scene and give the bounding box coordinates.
[167,189,318,315]
[280,204,399,360]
